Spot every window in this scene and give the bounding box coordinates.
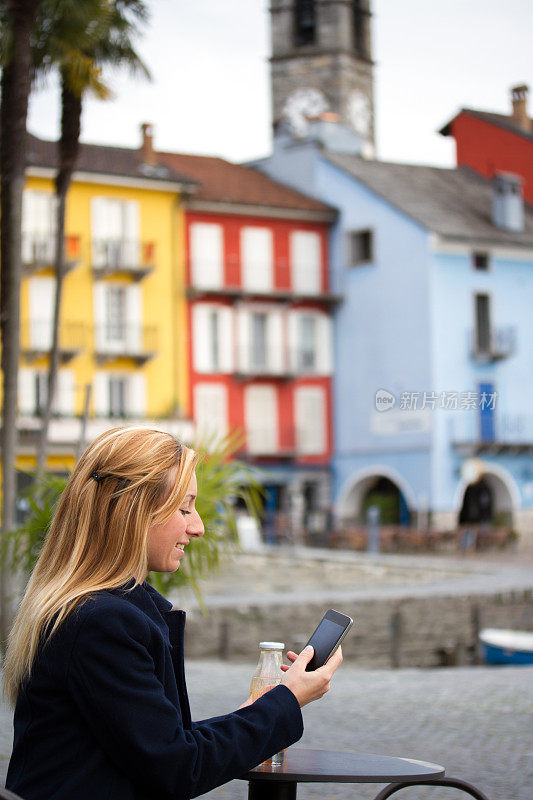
[245,385,278,454]
[190,222,224,288]
[297,315,317,371]
[28,277,55,349]
[348,229,373,265]
[109,376,127,418]
[105,286,127,344]
[295,387,326,455]
[472,252,489,271]
[290,231,321,294]
[241,227,273,292]
[475,293,491,353]
[19,368,74,417]
[22,190,56,264]
[251,313,268,370]
[94,283,142,355]
[192,304,233,373]
[294,0,316,46]
[91,197,140,269]
[94,372,145,418]
[194,383,227,440]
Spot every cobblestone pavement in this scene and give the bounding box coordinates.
[2,662,531,800]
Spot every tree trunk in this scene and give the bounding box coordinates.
[36,78,82,478]
[0,0,40,651]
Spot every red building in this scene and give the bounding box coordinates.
[155,142,338,543]
[440,85,533,204]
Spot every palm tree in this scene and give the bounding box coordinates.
[35,0,150,476]
[0,0,41,650]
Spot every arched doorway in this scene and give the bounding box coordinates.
[458,472,514,527]
[339,470,414,526]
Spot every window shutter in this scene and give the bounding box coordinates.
[29,277,55,349]
[55,370,74,416]
[93,372,109,417]
[245,385,277,454]
[123,200,140,266]
[218,306,234,373]
[290,231,321,294]
[128,372,146,417]
[194,383,227,441]
[236,307,250,373]
[18,368,36,415]
[91,197,109,267]
[268,309,284,374]
[192,304,213,372]
[295,386,326,454]
[93,284,107,351]
[316,313,333,374]
[241,227,273,292]
[190,223,223,288]
[126,284,142,352]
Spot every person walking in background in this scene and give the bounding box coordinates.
[3,426,342,800]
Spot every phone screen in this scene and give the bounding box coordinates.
[307,617,346,671]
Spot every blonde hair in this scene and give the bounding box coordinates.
[3,426,198,707]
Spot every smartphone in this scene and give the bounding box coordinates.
[304,609,354,671]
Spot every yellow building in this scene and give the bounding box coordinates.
[16,126,196,480]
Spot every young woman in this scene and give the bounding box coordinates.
[4,426,342,800]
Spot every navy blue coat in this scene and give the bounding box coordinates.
[6,582,303,800]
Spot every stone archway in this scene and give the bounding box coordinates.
[457,466,516,528]
[338,468,416,526]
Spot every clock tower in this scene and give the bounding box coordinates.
[270,0,375,151]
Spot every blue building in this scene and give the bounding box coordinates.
[252,128,533,546]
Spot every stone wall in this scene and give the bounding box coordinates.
[184,589,533,669]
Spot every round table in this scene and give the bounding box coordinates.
[240,748,445,800]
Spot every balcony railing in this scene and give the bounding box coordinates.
[22,233,81,274]
[450,411,533,454]
[187,263,341,304]
[233,347,326,378]
[469,326,516,362]
[91,239,155,281]
[20,321,86,362]
[94,324,158,365]
[238,426,326,458]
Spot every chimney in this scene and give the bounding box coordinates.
[492,171,524,232]
[510,85,530,133]
[140,122,156,165]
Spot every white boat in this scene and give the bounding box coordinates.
[479,628,533,665]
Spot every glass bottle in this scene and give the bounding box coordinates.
[249,641,285,766]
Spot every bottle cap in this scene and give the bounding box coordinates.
[259,641,284,650]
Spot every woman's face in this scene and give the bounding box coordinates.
[146,471,204,575]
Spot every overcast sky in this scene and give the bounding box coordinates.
[27,0,533,167]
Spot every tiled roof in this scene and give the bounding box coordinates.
[325,153,533,246]
[157,151,335,216]
[26,132,197,189]
[439,109,533,142]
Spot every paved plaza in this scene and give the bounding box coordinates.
[1,662,531,800]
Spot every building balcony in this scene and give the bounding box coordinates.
[23,234,81,275]
[469,326,516,363]
[450,412,533,455]
[238,426,326,460]
[94,324,158,365]
[187,271,342,305]
[232,347,328,380]
[20,321,86,362]
[91,239,155,281]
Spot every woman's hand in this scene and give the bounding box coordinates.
[280,645,342,707]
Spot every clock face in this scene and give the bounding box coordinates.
[347,89,372,137]
[281,87,329,137]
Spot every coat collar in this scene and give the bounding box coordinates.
[109,580,178,633]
